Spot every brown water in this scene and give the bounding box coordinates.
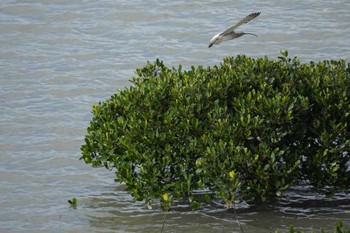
[1,1,350,232]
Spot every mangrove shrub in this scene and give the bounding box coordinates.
[81,52,350,210]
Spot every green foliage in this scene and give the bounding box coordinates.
[81,52,350,209]
[68,197,77,208]
[274,220,350,233]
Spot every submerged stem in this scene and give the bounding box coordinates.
[160,211,167,233]
[233,201,244,233]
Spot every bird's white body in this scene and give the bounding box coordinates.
[208,12,261,48]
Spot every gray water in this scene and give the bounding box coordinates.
[1,0,350,232]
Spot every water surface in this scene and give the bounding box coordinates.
[1,0,350,232]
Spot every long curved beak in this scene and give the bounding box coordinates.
[244,32,258,37]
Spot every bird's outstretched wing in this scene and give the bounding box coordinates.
[221,12,261,36]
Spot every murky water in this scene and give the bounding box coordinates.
[1,0,349,232]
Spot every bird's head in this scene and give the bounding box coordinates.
[208,33,221,48]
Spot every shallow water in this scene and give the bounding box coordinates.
[1,0,350,232]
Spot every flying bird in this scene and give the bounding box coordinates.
[208,12,261,48]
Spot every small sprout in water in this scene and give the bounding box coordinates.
[68,197,77,207]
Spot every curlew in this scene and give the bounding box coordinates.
[208,12,261,48]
